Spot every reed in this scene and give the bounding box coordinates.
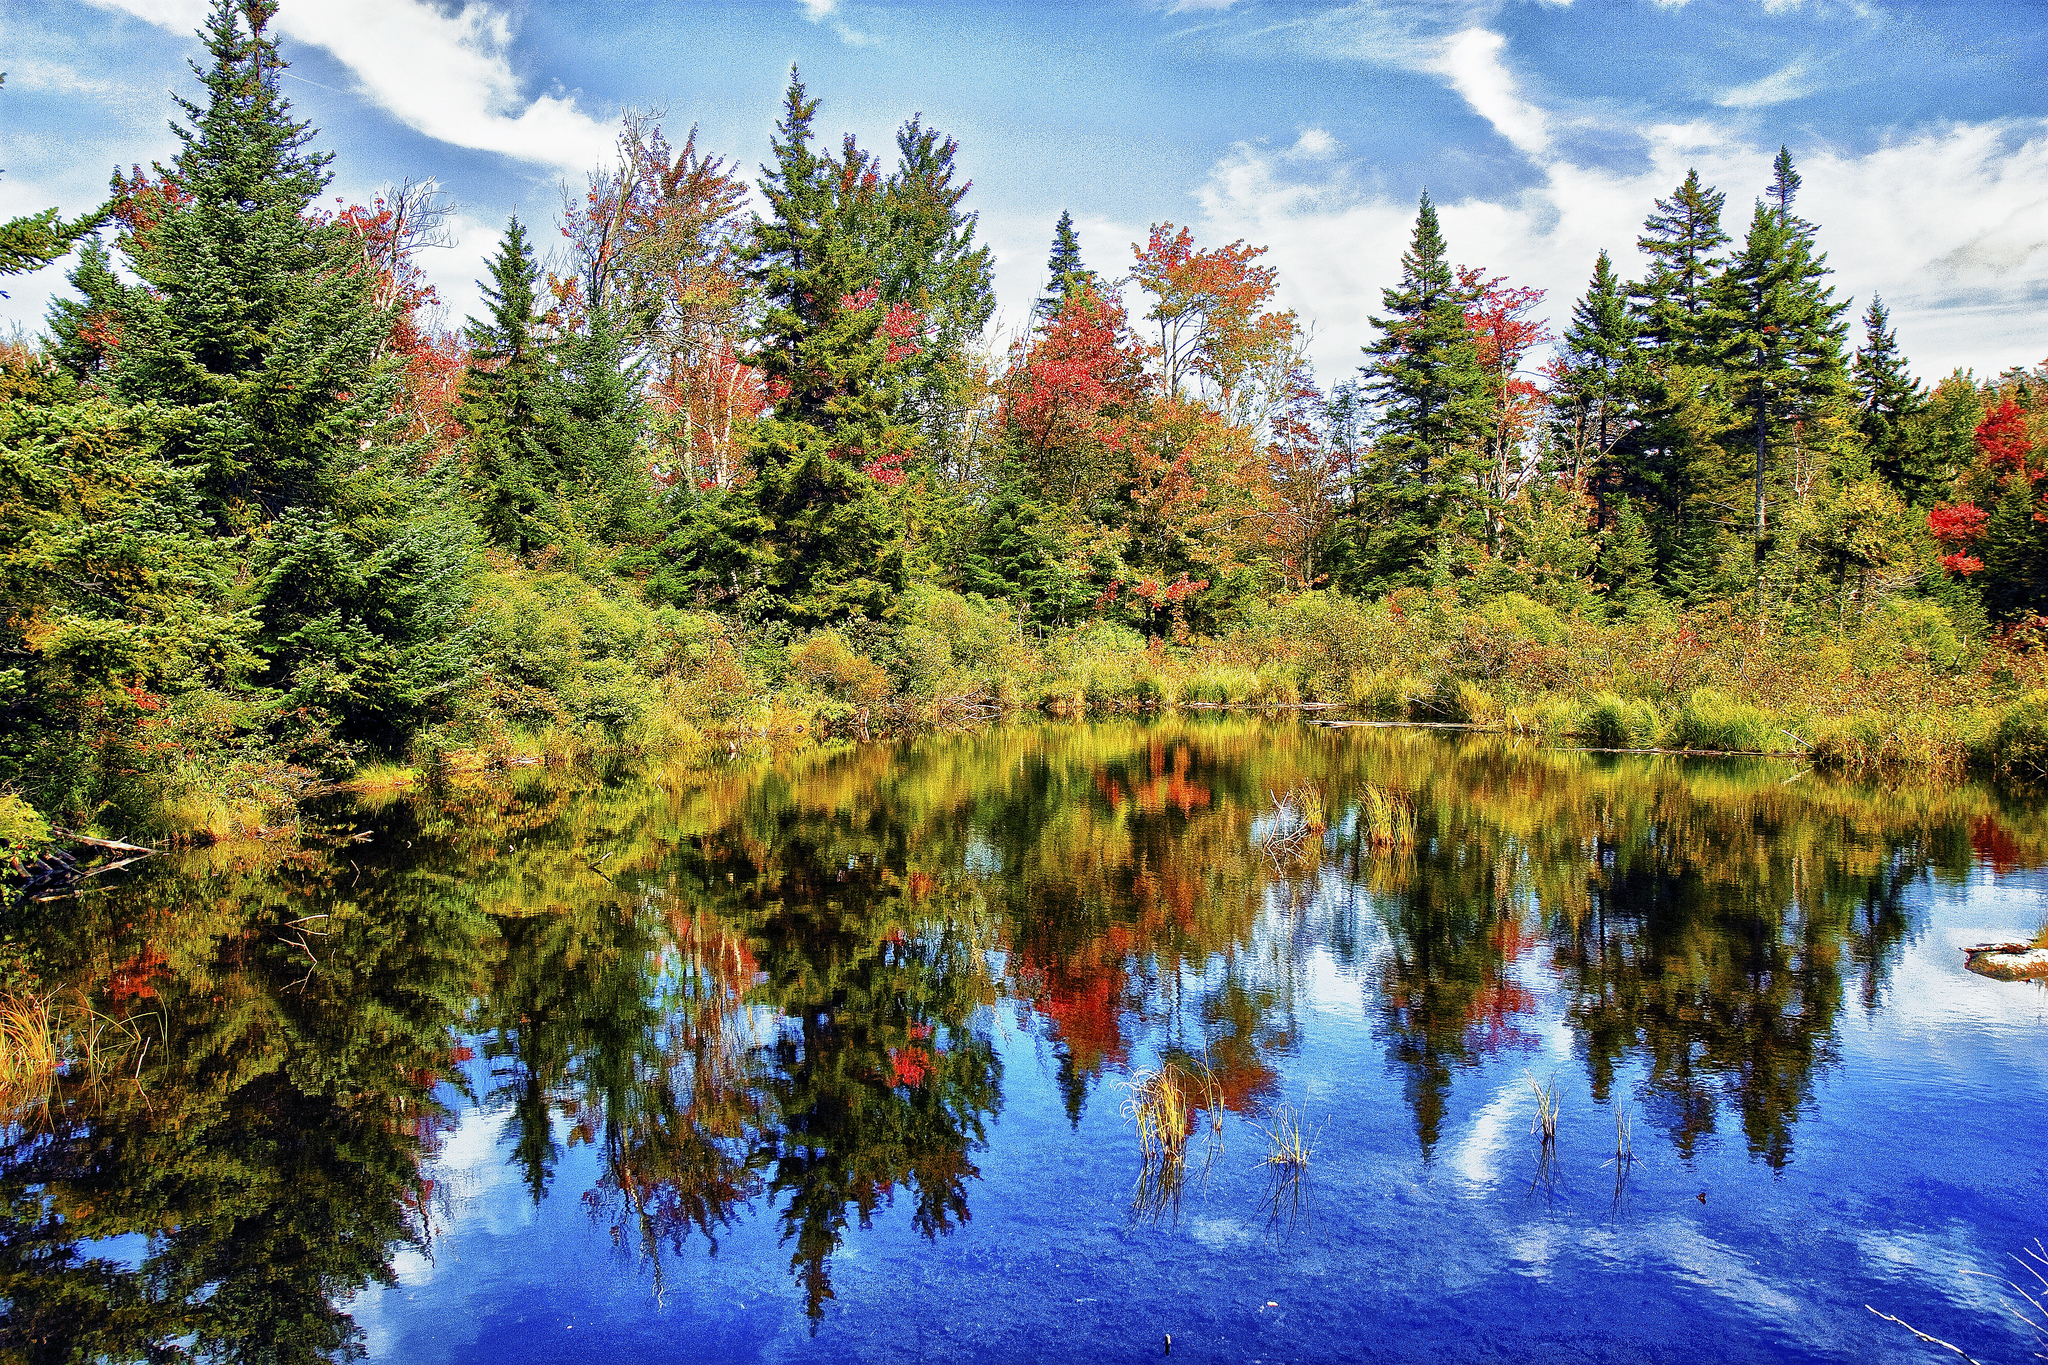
[1527,1073,1561,1144]
[0,993,58,1113]
[1254,1104,1317,1171]
[1119,1057,1222,1168]
[1359,783,1415,849]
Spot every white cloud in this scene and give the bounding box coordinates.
[77,0,617,174]
[1718,61,1814,109]
[1431,28,1550,154]
[1193,116,2048,385]
[793,0,876,47]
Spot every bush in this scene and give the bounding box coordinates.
[1988,691,2048,778]
[1669,688,1778,753]
[789,632,891,706]
[1422,676,1499,723]
[1350,669,1425,719]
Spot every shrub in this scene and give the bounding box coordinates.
[1423,676,1499,723]
[1988,691,2048,778]
[789,632,891,706]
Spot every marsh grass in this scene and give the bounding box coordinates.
[1358,783,1415,849]
[1119,1056,1224,1224]
[1527,1073,1562,1145]
[0,991,149,1121]
[1254,1104,1318,1172]
[1261,785,1328,869]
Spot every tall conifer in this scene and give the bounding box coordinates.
[103,0,395,518]
[1035,211,1094,321]
[1355,193,1491,586]
[1851,296,1932,501]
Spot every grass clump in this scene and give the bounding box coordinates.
[1669,688,1781,753]
[0,993,58,1114]
[1358,782,1415,849]
[1254,1104,1318,1171]
[1987,691,2048,779]
[1527,1072,1562,1145]
[1584,693,1662,749]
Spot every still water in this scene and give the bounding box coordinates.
[5,719,2047,1363]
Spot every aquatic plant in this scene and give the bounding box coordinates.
[0,993,57,1114]
[1254,1104,1317,1172]
[1527,1073,1561,1144]
[1358,783,1415,849]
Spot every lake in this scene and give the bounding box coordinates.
[4,718,2046,1363]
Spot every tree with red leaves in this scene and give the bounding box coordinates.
[1975,397,2033,476]
[1002,286,1148,508]
[1459,266,1551,553]
[1129,222,1295,414]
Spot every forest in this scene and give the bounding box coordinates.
[5,0,2048,845]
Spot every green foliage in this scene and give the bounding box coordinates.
[1585,693,1661,748]
[1988,691,2048,779]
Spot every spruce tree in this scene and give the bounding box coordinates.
[1354,192,1491,587]
[1712,159,1851,564]
[1633,169,1731,362]
[1979,473,2048,621]
[1851,296,1932,501]
[737,69,909,626]
[1035,211,1095,321]
[548,309,649,544]
[1597,494,1660,616]
[100,0,395,518]
[45,237,129,384]
[1549,249,1642,483]
[876,116,995,468]
[456,216,556,554]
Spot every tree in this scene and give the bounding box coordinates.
[1001,286,1148,511]
[1597,494,1659,617]
[1129,222,1293,411]
[96,0,397,519]
[874,115,996,470]
[736,69,911,626]
[1546,250,1641,490]
[1851,295,1931,500]
[1712,156,1851,566]
[456,216,557,554]
[1460,267,1551,553]
[1353,192,1492,587]
[1035,210,1094,320]
[1633,169,1731,363]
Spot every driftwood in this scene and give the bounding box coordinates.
[6,828,157,904]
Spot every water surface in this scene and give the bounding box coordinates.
[6,720,2047,1363]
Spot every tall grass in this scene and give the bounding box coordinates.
[0,994,57,1114]
[1527,1073,1562,1145]
[1358,783,1416,849]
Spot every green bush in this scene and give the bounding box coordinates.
[1988,691,2048,778]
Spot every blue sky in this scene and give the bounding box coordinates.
[5,0,2047,383]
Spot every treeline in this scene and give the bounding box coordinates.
[2,0,2045,839]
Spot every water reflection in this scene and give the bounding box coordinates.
[3,720,2043,1359]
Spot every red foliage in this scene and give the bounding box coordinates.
[1928,502,1989,547]
[1941,552,1985,576]
[1971,815,2025,874]
[1003,290,1148,459]
[1976,399,2033,474]
[105,944,168,1004]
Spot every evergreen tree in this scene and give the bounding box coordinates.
[99,0,396,518]
[1978,473,2048,621]
[959,467,1089,628]
[1596,494,1660,616]
[875,115,995,469]
[1633,169,1731,362]
[1549,249,1642,485]
[736,69,909,626]
[1851,295,1933,500]
[1353,192,1492,588]
[1035,211,1095,321]
[44,236,129,384]
[455,216,556,554]
[1712,159,1851,564]
[548,309,650,544]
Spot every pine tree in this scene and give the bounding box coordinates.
[736,69,910,626]
[1851,296,1933,501]
[45,236,128,384]
[548,309,649,544]
[960,467,1087,628]
[99,0,396,518]
[1549,249,1642,486]
[1035,211,1094,321]
[1353,192,1492,588]
[1712,157,1851,565]
[1633,169,1731,363]
[455,216,556,554]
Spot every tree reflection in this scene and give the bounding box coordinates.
[3,721,2035,1357]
